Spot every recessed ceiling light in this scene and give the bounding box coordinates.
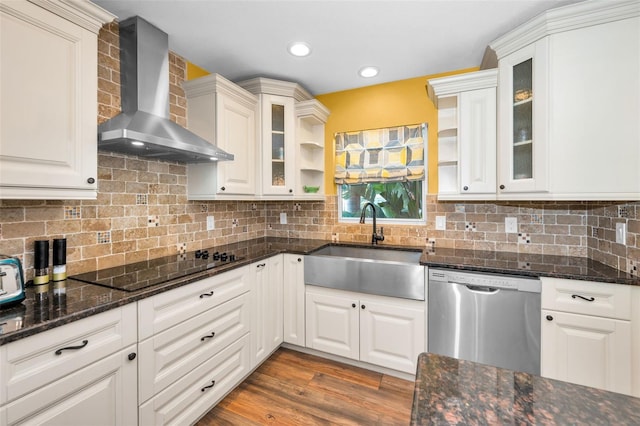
[288,42,311,57]
[359,66,379,78]
[131,141,144,147]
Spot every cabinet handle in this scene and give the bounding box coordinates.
[463,186,469,191]
[87,177,95,184]
[128,352,137,361]
[200,332,216,341]
[199,291,214,298]
[499,185,505,190]
[351,303,356,308]
[571,294,595,302]
[201,380,216,392]
[546,315,553,321]
[297,258,302,262]
[220,186,226,191]
[361,304,366,310]
[55,340,88,355]
[257,263,266,268]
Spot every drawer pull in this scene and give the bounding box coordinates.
[571,294,595,302]
[200,332,216,341]
[257,263,266,268]
[201,380,216,392]
[199,291,214,298]
[55,340,88,355]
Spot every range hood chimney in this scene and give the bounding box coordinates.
[98,16,233,162]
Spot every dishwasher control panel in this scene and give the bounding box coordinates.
[429,268,541,293]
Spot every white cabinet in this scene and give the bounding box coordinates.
[0,0,113,200]
[251,256,284,366]
[541,277,636,396]
[0,304,137,425]
[184,73,258,199]
[283,254,306,346]
[491,1,640,200]
[296,100,329,199]
[305,286,425,374]
[427,70,497,200]
[259,94,296,196]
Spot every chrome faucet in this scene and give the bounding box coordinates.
[359,202,385,245]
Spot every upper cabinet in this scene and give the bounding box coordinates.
[427,69,497,200]
[238,77,329,200]
[0,0,114,200]
[491,0,640,200]
[184,74,259,199]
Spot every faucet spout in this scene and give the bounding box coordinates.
[359,202,385,245]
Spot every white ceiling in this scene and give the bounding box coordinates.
[94,0,584,95]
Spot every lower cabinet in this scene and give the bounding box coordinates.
[540,277,636,396]
[283,254,305,346]
[251,255,284,367]
[305,286,425,374]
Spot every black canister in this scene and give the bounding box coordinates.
[33,240,50,286]
[52,238,67,281]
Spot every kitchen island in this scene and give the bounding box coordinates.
[411,352,640,425]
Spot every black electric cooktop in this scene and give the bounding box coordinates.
[70,249,243,292]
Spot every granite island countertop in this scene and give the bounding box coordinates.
[411,352,640,425]
[1,237,638,345]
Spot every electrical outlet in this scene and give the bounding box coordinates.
[435,216,446,230]
[280,212,287,224]
[505,217,518,233]
[206,215,215,231]
[616,222,627,245]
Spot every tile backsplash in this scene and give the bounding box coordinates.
[0,22,637,280]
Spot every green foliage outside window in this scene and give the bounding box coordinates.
[340,181,423,220]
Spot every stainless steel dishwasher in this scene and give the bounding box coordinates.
[428,268,541,375]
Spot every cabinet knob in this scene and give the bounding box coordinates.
[220,186,226,191]
[297,258,302,262]
[361,304,366,310]
[351,303,356,308]
[463,186,469,191]
[87,177,95,184]
[499,185,505,190]
[128,352,137,361]
[289,189,293,193]
[546,315,553,321]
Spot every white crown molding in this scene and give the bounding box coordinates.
[183,73,258,108]
[27,0,115,33]
[426,69,498,105]
[237,77,313,102]
[295,99,330,123]
[490,0,640,59]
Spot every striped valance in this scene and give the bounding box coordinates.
[334,123,427,185]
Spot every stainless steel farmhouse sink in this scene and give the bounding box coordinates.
[304,245,425,300]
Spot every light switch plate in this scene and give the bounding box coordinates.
[616,222,627,245]
[206,215,215,230]
[505,217,518,233]
[280,212,287,225]
[435,216,446,230]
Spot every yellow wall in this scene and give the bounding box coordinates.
[186,62,211,80]
[316,67,477,195]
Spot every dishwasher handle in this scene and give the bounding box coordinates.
[465,284,499,294]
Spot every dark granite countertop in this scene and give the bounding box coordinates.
[411,352,640,425]
[2,237,637,345]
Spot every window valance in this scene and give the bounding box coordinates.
[334,123,426,185]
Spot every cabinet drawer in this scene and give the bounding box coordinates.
[138,293,251,403]
[139,334,251,426]
[0,303,136,405]
[541,277,631,320]
[138,266,250,340]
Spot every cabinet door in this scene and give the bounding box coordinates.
[283,254,305,346]
[251,256,283,366]
[261,95,295,195]
[215,92,257,195]
[359,296,425,374]
[305,288,359,360]
[2,346,137,426]
[541,310,631,395]
[497,39,549,196]
[459,87,496,195]
[0,2,98,199]
[266,255,284,352]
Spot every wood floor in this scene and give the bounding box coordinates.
[196,348,415,425]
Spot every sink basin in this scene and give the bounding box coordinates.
[305,245,425,300]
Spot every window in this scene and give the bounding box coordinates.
[334,123,427,223]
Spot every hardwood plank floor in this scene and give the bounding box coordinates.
[196,348,415,425]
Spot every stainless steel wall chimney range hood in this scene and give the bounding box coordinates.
[98,16,233,163]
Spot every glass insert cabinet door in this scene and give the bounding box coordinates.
[512,59,533,180]
[261,95,294,195]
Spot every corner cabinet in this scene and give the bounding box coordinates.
[491,0,640,200]
[238,77,329,200]
[427,69,497,200]
[0,0,114,200]
[184,74,259,199]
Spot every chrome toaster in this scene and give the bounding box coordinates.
[0,255,26,308]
